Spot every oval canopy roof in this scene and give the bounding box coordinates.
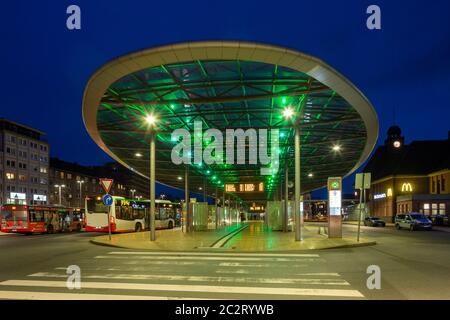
[83,41,378,201]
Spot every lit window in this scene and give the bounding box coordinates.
[6,173,15,180]
[432,203,438,215]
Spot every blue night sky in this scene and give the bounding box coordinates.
[1,0,449,198]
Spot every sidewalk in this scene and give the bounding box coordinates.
[222,222,375,251]
[91,222,376,251]
[91,224,247,250]
[343,220,395,227]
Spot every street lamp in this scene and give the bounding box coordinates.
[130,189,136,199]
[54,184,66,206]
[145,114,158,241]
[77,180,85,208]
[282,107,302,241]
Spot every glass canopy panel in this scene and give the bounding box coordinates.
[97,59,367,201]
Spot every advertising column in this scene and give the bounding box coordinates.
[328,177,342,238]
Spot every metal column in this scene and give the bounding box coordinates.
[215,187,219,229]
[295,126,302,241]
[203,178,207,203]
[185,167,191,233]
[150,131,156,241]
[284,164,289,232]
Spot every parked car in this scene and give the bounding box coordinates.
[395,213,432,231]
[430,214,449,226]
[363,217,386,227]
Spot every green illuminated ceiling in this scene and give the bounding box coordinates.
[96,59,367,201]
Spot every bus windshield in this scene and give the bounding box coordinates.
[86,198,109,213]
[2,210,27,221]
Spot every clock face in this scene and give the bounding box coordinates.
[393,140,401,148]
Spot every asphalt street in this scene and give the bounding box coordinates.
[0,223,449,299]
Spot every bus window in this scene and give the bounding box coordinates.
[29,210,45,222]
[115,206,122,220]
[132,208,145,220]
[44,211,54,223]
[13,210,28,222]
[86,198,109,213]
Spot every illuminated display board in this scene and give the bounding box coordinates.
[225,182,264,193]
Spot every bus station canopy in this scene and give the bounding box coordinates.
[82,41,378,202]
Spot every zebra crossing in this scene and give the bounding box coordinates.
[0,251,365,300]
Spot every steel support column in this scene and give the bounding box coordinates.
[150,131,156,241]
[284,164,289,232]
[295,126,303,241]
[185,167,191,233]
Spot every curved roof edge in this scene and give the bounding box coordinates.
[82,40,379,183]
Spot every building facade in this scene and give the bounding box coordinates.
[0,119,49,205]
[49,158,149,208]
[364,126,449,222]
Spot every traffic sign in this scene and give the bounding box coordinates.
[100,178,113,194]
[103,194,113,206]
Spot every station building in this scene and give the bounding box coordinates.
[364,126,449,222]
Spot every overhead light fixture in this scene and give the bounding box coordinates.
[282,107,294,119]
[135,153,142,157]
[308,173,313,178]
[177,176,183,181]
[332,145,341,152]
[145,114,157,125]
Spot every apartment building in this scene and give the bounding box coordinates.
[0,119,49,205]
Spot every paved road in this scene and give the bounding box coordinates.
[0,223,449,299]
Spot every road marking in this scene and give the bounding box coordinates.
[28,272,350,286]
[0,290,211,300]
[108,251,320,258]
[218,262,308,268]
[215,269,250,274]
[95,255,318,262]
[0,280,364,298]
[211,225,249,248]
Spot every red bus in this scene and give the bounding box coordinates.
[0,204,84,235]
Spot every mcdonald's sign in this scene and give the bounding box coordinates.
[401,183,413,192]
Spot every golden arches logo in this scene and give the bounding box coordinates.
[401,183,413,192]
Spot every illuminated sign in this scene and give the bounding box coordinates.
[33,194,47,201]
[249,203,265,212]
[10,192,26,200]
[373,193,386,200]
[328,177,342,216]
[225,183,264,193]
[401,183,413,192]
[387,188,393,197]
[329,190,342,210]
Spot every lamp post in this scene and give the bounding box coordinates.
[130,189,136,199]
[283,106,302,241]
[54,184,65,206]
[77,180,84,209]
[146,114,157,241]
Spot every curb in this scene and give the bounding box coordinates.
[89,224,250,250]
[319,241,377,250]
[89,239,131,249]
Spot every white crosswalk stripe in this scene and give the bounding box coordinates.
[0,251,365,300]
